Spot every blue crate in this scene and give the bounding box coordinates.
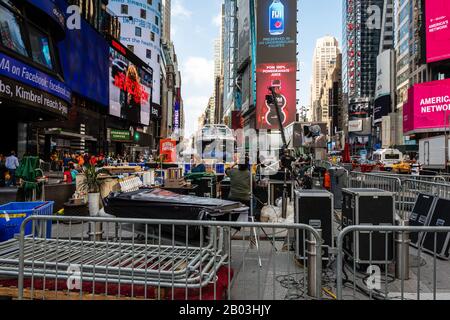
[0,201,54,242]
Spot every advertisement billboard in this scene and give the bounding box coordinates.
[256,0,297,63]
[59,19,109,106]
[109,41,152,126]
[256,0,297,130]
[348,119,363,133]
[403,78,450,133]
[160,139,177,163]
[349,99,371,118]
[426,0,450,63]
[374,50,393,123]
[256,63,297,129]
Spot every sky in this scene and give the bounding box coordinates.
[171,0,343,137]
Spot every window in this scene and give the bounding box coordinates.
[127,45,134,52]
[146,49,152,59]
[28,25,53,69]
[135,27,142,37]
[0,4,28,56]
[121,4,128,14]
[150,32,155,41]
[155,16,159,26]
[157,54,160,63]
[147,0,153,5]
[158,3,161,12]
[140,9,146,19]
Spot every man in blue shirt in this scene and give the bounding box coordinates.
[5,151,19,187]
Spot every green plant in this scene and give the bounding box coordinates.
[80,165,108,193]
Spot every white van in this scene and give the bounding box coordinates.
[372,149,403,169]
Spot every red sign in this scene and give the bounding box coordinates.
[403,78,450,133]
[256,62,297,130]
[159,139,177,163]
[426,0,450,63]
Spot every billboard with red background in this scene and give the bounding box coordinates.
[256,0,297,130]
[426,0,450,63]
[256,63,297,129]
[403,78,450,133]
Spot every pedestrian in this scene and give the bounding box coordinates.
[69,163,78,182]
[226,155,255,213]
[5,151,19,187]
[63,166,73,184]
[63,152,72,167]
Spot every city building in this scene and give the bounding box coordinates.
[161,41,183,140]
[310,36,340,122]
[0,0,71,157]
[317,53,344,144]
[213,35,224,124]
[222,0,238,126]
[161,0,171,43]
[342,0,392,155]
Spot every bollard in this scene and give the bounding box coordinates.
[307,229,322,298]
[395,220,410,280]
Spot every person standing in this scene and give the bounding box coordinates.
[5,151,19,187]
[226,156,254,209]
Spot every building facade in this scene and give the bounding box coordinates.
[310,36,340,122]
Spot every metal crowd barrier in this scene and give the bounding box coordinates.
[399,180,450,218]
[348,172,402,194]
[0,216,323,301]
[336,225,450,300]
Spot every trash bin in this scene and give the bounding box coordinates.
[0,201,54,242]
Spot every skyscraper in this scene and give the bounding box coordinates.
[310,36,340,121]
[162,0,171,43]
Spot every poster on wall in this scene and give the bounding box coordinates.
[256,0,297,130]
[426,0,450,63]
[109,41,152,126]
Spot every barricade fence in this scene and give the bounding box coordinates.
[336,225,450,301]
[0,216,323,301]
[1,216,450,300]
[347,172,450,218]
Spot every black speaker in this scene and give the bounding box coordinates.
[408,194,436,247]
[421,198,450,259]
[195,177,217,198]
[268,180,294,205]
[342,188,395,264]
[294,190,334,260]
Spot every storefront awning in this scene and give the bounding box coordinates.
[45,129,97,141]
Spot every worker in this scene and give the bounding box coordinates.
[324,170,331,191]
[226,156,255,210]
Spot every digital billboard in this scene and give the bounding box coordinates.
[59,18,109,106]
[256,0,297,63]
[256,0,297,130]
[403,78,450,133]
[374,50,393,122]
[256,62,297,129]
[426,0,450,63]
[109,40,152,126]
